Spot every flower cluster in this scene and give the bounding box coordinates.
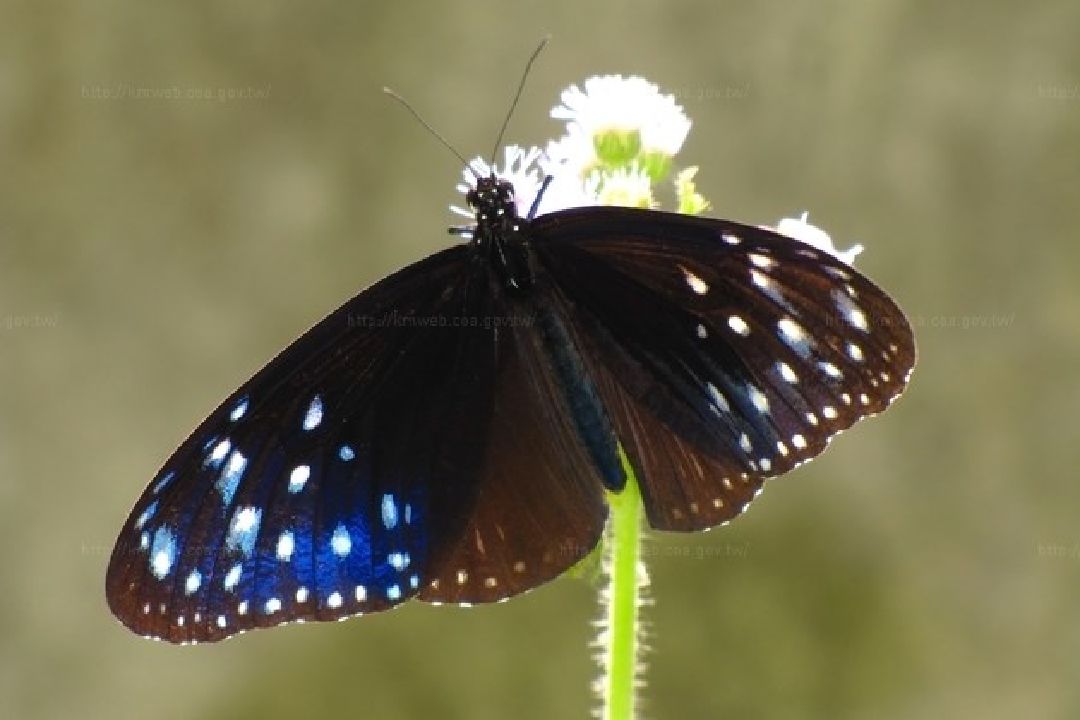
[455,75,862,265]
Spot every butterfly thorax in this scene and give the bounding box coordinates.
[467,175,534,294]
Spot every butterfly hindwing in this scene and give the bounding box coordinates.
[532,207,915,531]
[418,275,613,605]
[106,246,500,642]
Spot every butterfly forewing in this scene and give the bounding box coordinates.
[107,247,499,642]
[532,207,915,530]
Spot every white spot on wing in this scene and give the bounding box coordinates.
[151,471,175,495]
[302,395,323,430]
[683,268,709,295]
[288,464,310,493]
[707,382,730,414]
[229,396,249,422]
[149,526,177,579]
[330,524,352,557]
[749,253,774,269]
[381,494,399,529]
[748,384,770,414]
[216,450,247,506]
[832,289,869,332]
[184,570,202,595]
[276,531,295,561]
[727,315,750,336]
[223,563,242,591]
[777,362,798,384]
[136,500,158,529]
[225,507,262,558]
[819,361,843,379]
[777,318,812,358]
[206,439,232,468]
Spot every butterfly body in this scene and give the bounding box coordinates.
[107,174,914,643]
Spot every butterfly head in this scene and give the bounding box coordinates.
[466,175,521,228]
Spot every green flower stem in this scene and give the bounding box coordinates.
[598,449,647,720]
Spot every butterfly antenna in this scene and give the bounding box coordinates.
[382,86,478,179]
[489,35,551,165]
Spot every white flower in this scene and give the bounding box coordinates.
[548,75,690,174]
[773,211,864,265]
[552,75,690,154]
[586,165,654,208]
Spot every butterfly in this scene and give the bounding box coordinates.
[106,156,915,645]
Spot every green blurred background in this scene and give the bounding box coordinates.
[3,0,1079,718]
